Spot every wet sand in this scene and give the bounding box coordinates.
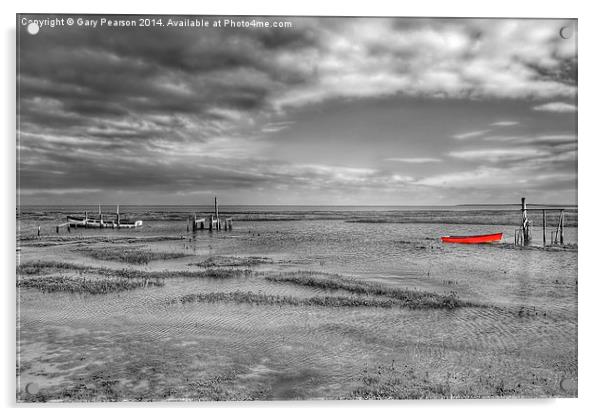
[16,216,578,401]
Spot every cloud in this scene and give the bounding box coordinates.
[261,121,295,133]
[532,102,577,113]
[273,19,577,108]
[416,166,509,187]
[490,121,519,127]
[385,157,442,163]
[452,130,491,140]
[449,147,547,163]
[16,16,577,204]
[480,134,577,149]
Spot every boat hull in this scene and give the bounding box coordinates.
[441,232,503,244]
[67,217,143,229]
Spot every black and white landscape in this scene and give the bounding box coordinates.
[17,15,577,401]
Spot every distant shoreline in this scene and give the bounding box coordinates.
[17,203,579,209]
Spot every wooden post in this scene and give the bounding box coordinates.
[56,225,59,234]
[116,204,120,226]
[560,210,565,245]
[187,217,190,232]
[521,197,531,245]
[209,215,213,231]
[554,214,561,245]
[37,226,41,237]
[542,209,547,247]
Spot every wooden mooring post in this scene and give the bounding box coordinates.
[191,215,206,232]
[560,210,565,245]
[542,209,547,247]
[188,196,232,233]
[520,197,531,245]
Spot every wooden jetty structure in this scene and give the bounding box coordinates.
[56,205,142,233]
[514,197,568,247]
[188,197,233,232]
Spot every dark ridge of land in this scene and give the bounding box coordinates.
[16,207,579,227]
[17,261,251,282]
[172,290,402,308]
[190,256,273,268]
[18,235,187,247]
[262,271,471,309]
[17,275,164,294]
[76,246,188,265]
[495,243,578,252]
[347,217,577,227]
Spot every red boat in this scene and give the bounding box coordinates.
[441,232,503,244]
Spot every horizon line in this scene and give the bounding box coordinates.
[17,202,579,207]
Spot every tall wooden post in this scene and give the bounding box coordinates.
[542,209,547,247]
[560,210,565,245]
[521,197,530,245]
[116,204,120,226]
[192,214,197,232]
[215,197,220,230]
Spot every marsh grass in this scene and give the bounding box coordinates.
[190,256,273,268]
[19,371,267,402]
[18,275,164,294]
[496,243,578,252]
[17,260,91,275]
[18,235,186,248]
[347,362,557,399]
[77,246,188,264]
[17,261,250,283]
[173,290,402,308]
[263,271,469,309]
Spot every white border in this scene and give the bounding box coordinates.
[3,1,599,415]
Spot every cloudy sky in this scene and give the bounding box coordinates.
[17,16,577,205]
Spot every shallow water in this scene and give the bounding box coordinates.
[16,209,578,401]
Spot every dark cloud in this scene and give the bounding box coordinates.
[17,16,577,204]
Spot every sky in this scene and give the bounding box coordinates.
[17,16,577,205]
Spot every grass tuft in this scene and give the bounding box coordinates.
[17,275,164,294]
[77,246,187,264]
[172,290,400,308]
[190,256,273,268]
[263,271,468,309]
[16,261,250,284]
[347,362,545,399]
